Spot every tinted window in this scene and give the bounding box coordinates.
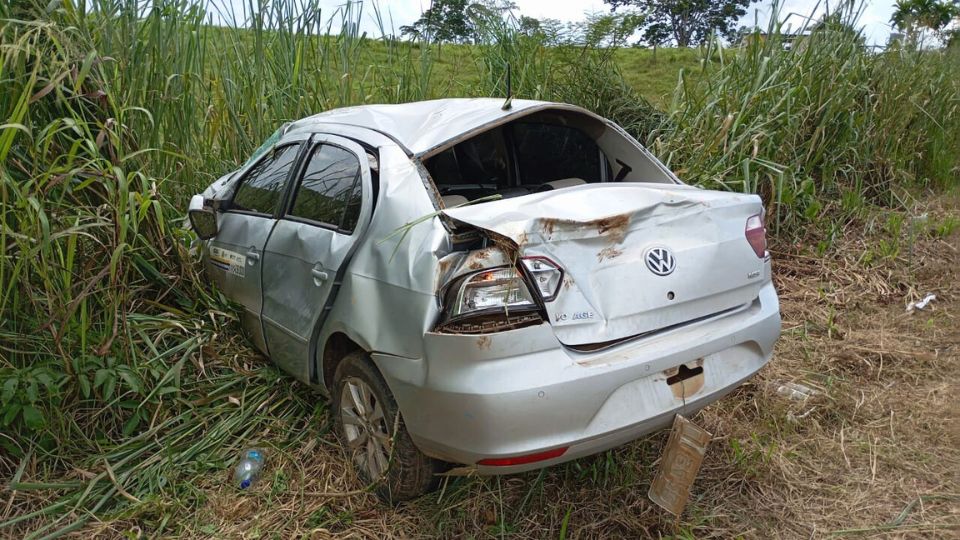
[452,129,509,188]
[232,144,300,215]
[289,144,362,232]
[513,123,602,185]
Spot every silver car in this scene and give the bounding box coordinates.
[188,98,781,501]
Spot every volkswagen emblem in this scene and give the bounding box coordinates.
[644,247,676,276]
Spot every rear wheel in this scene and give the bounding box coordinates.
[331,351,443,502]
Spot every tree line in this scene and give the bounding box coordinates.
[399,0,960,48]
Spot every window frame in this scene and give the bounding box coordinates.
[227,142,304,218]
[281,140,365,236]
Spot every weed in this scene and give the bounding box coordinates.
[931,215,959,238]
[729,433,777,478]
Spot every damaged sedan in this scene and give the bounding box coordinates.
[188,98,781,501]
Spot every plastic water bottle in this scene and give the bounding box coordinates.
[233,448,265,489]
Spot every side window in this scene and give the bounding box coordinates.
[231,144,300,215]
[512,123,603,186]
[288,144,363,233]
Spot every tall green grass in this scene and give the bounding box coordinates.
[1,0,958,536]
[650,2,960,232]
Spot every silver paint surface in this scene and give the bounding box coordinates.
[193,99,782,471]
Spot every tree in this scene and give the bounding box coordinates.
[400,0,519,43]
[580,11,645,47]
[518,15,542,36]
[604,0,756,47]
[891,0,959,42]
[400,0,473,42]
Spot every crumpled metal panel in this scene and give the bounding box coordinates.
[316,144,449,368]
[288,98,595,158]
[442,182,767,346]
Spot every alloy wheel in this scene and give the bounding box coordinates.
[339,377,392,480]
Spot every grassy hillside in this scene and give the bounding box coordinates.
[614,47,705,105]
[1,0,958,537]
[396,43,705,107]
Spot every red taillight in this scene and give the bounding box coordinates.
[745,213,767,258]
[477,446,568,467]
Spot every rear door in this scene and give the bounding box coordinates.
[260,135,373,380]
[207,139,305,353]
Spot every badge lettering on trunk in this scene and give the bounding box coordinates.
[644,247,676,276]
[648,414,711,516]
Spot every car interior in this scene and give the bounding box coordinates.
[425,113,610,208]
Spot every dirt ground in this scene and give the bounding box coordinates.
[91,192,959,539]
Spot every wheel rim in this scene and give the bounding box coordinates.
[339,377,392,480]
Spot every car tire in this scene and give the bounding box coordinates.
[331,350,443,502]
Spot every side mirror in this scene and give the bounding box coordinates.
[188,194,218,240]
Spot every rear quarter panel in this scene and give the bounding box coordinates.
[318,144,447,381]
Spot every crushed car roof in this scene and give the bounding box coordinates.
[288,98,597,157]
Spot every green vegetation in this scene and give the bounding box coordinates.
[604,0,753,46]
[1,0,958,537]
[650,3,960,232]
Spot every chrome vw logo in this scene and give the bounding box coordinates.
[644,247,676,276]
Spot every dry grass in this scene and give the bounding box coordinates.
[157,193,957,539]
[8,192,959,539]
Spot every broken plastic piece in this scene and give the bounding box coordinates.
[906,293,936,312]
[775,381,817,402]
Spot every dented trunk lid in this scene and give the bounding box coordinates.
[441,183,766,347]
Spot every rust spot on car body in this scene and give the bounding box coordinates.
[593,214,630,243]
[435,258,456,293]
[597,246,623,262]
[476,336,492,350]
[536,214,631,244]
[540,218,558,238]
[515,231,529,248]
[464,247,499,271]
[438,258,453,276]
[563,275,575,290]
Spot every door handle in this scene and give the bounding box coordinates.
[246,250,260,263]
[311,268,329,282]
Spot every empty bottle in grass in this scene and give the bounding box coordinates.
[233,448,265,489]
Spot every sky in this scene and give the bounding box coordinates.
[218,1,900,47]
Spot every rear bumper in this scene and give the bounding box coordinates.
[375,281,781,473]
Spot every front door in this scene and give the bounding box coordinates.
[260,135,374,381]
[207,140,304,353]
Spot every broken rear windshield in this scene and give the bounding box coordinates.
[425,122,606,203]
